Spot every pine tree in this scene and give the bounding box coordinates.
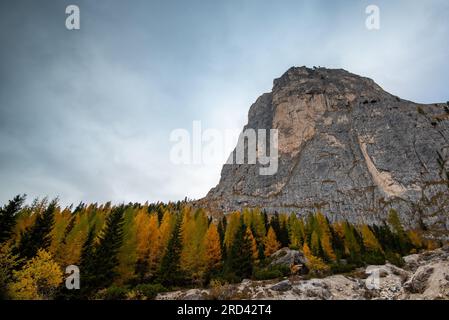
[343,222,362,265]
[251,208,266,241]
[18,198,57,259]
[77,226,96,298]
[310,230,322,257]
[387,209,411,254]
[278,216,290,247]
[225,219,253,280]
[159,215,183,286]
[83,206,125,295]
[0,195,26,243]
[264,226,281,257]
[217,216,226,249]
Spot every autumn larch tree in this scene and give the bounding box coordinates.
[8,249,63,300]
[203,223,222,276]
[264,226,281,257]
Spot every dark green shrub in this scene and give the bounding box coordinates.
[134,283,167,300]
[385,251,405,267]
[253,265,290,280]
[363,251,386,265]
[100,285,128,300]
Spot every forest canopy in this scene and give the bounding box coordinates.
[0,195,438,300]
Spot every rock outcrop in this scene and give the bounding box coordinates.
[202,67,449,232]
[156,246,449,300]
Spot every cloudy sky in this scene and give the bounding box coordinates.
[0,0,448,206]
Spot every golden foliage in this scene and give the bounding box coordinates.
[361,224,383,253]
[245,227,259,261]
[8,249,63,300]
[224,211,241,249]
[203,223,222,273]
[264,226,281,257]
[302,242,329,275]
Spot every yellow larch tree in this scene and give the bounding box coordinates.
[361,224,383,253]
[244,227,258,261]
[316,212,336,262]
[302,242,329,275]
[146,213,160,276]
[264,226,281,257]
[203,223,222,273]
[224,211,241,249]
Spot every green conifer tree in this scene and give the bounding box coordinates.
[0,194,26,243]
[225,219,253,281]
[18,198,57,259]
[159,214,184,286]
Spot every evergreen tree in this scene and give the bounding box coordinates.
[387,209,412,254]
[159,215,183,286]
[225,220,253,281]
[82,206,125,295]
[0,194,26,243]
[18,198,57,259]
[278,218,290,247]
[269,212,281,242]
[217,216,226,249]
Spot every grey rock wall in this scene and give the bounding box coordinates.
[203,67,449,230]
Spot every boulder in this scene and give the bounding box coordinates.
[269,248,307,271]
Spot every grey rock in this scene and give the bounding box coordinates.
[404,267,434,293]
[269,248,307,267]
[201,67,449,231]
[271,280,292,292]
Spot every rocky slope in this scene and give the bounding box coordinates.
[156,246,449,300]
[202,67,449,232]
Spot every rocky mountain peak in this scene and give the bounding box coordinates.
[202,67,449,235]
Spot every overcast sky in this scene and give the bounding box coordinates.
[0,0,448,206]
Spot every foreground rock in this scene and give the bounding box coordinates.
[156,247,449,300]
[200,67,449,233]
[269,248,307,274]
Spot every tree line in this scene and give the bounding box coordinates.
[0,195,439,300]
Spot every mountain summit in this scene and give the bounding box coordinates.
[203,67,449,232]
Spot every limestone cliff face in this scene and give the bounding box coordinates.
[203,67,449,231]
